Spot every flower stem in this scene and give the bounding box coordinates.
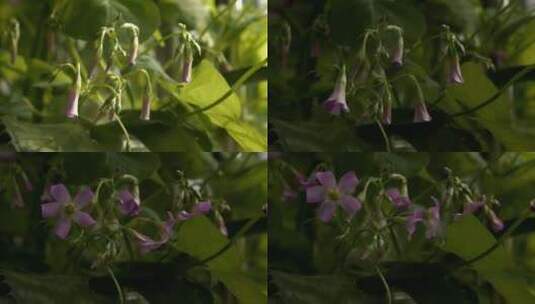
[199,217,259,265]
[375,265,392,304]
[107,266,125,304]
[376,119,391,152]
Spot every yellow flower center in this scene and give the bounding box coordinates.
[64,203,76,216]
[327,189,340,201]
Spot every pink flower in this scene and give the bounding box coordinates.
[306,171,361,222]
[133,212,176,254]
[177,201,212,221]
[118,190,141,216]
[323,66,349,115]
[406,198,442,239]
[41,184,96,239]
[385,188,411,209]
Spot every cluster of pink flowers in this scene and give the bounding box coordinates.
[40,183,218,254]
[284,170,504,240]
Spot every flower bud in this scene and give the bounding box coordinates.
[129,34,139,65]
[487,209,504,232]
[182,54,193,84]
[140,94,151,121]
[65,63,81,118]
[391,33,404,68]
[447,54,464,85]
[413,101,431,122]
[382,97,392,125]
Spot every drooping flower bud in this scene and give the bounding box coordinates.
[122,23,140,65]
[182,54,193,84]
[447,54,464,85]
[487,209,504,232]
[382,91,393,125]
[391,31,404,68]
[65,63,81,118]
[323,65,349,115]
[413,101,432,122]
[140,94,151,121]
[412,78,432,122]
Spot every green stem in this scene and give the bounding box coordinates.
[114,114,132,152]
[107,266,125,304]
[199,217,259,265]
[376,119,391,152]
[376,265,392,304]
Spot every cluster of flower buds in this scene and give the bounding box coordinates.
[174,23,202,84]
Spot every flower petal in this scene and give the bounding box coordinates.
[41,202,62,218]
[49,184,71,204]
[74,211,96,227]
[338,171,359,194]
[318,201,337,223]
[340,195,362,217]
[118,190,136,204]
[316,171,337,188]
[74,187,94,208]
[406,209,424,238]
[54,217,72,239]
[306,185,325,203]
[193,201,212,214]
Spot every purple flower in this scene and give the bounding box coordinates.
[133,212,176,254]
[425,200,441,239]
[177,201,212,221]
[487,209,504,232]
[385,188,411,209]
[306,171,362,222]
[323,66,349,115]
[406,209,424,238]
[413,101,432,123]
[41,184,96,239]
[447,54,464,85]
[140,94,151,121]
[296,171,318,190]
[455,200,485,221]
[118,190,141,216]
[182,55,193,84]
[406,199,442,239]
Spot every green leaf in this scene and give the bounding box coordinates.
[163,60,266,151]
[443,63,535,150]
[443,215,535,303]
[1,117,104,152]
[223,120,266,152]
[58,0,161,41]
[0,271,113,304]
[173,216,266,304]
